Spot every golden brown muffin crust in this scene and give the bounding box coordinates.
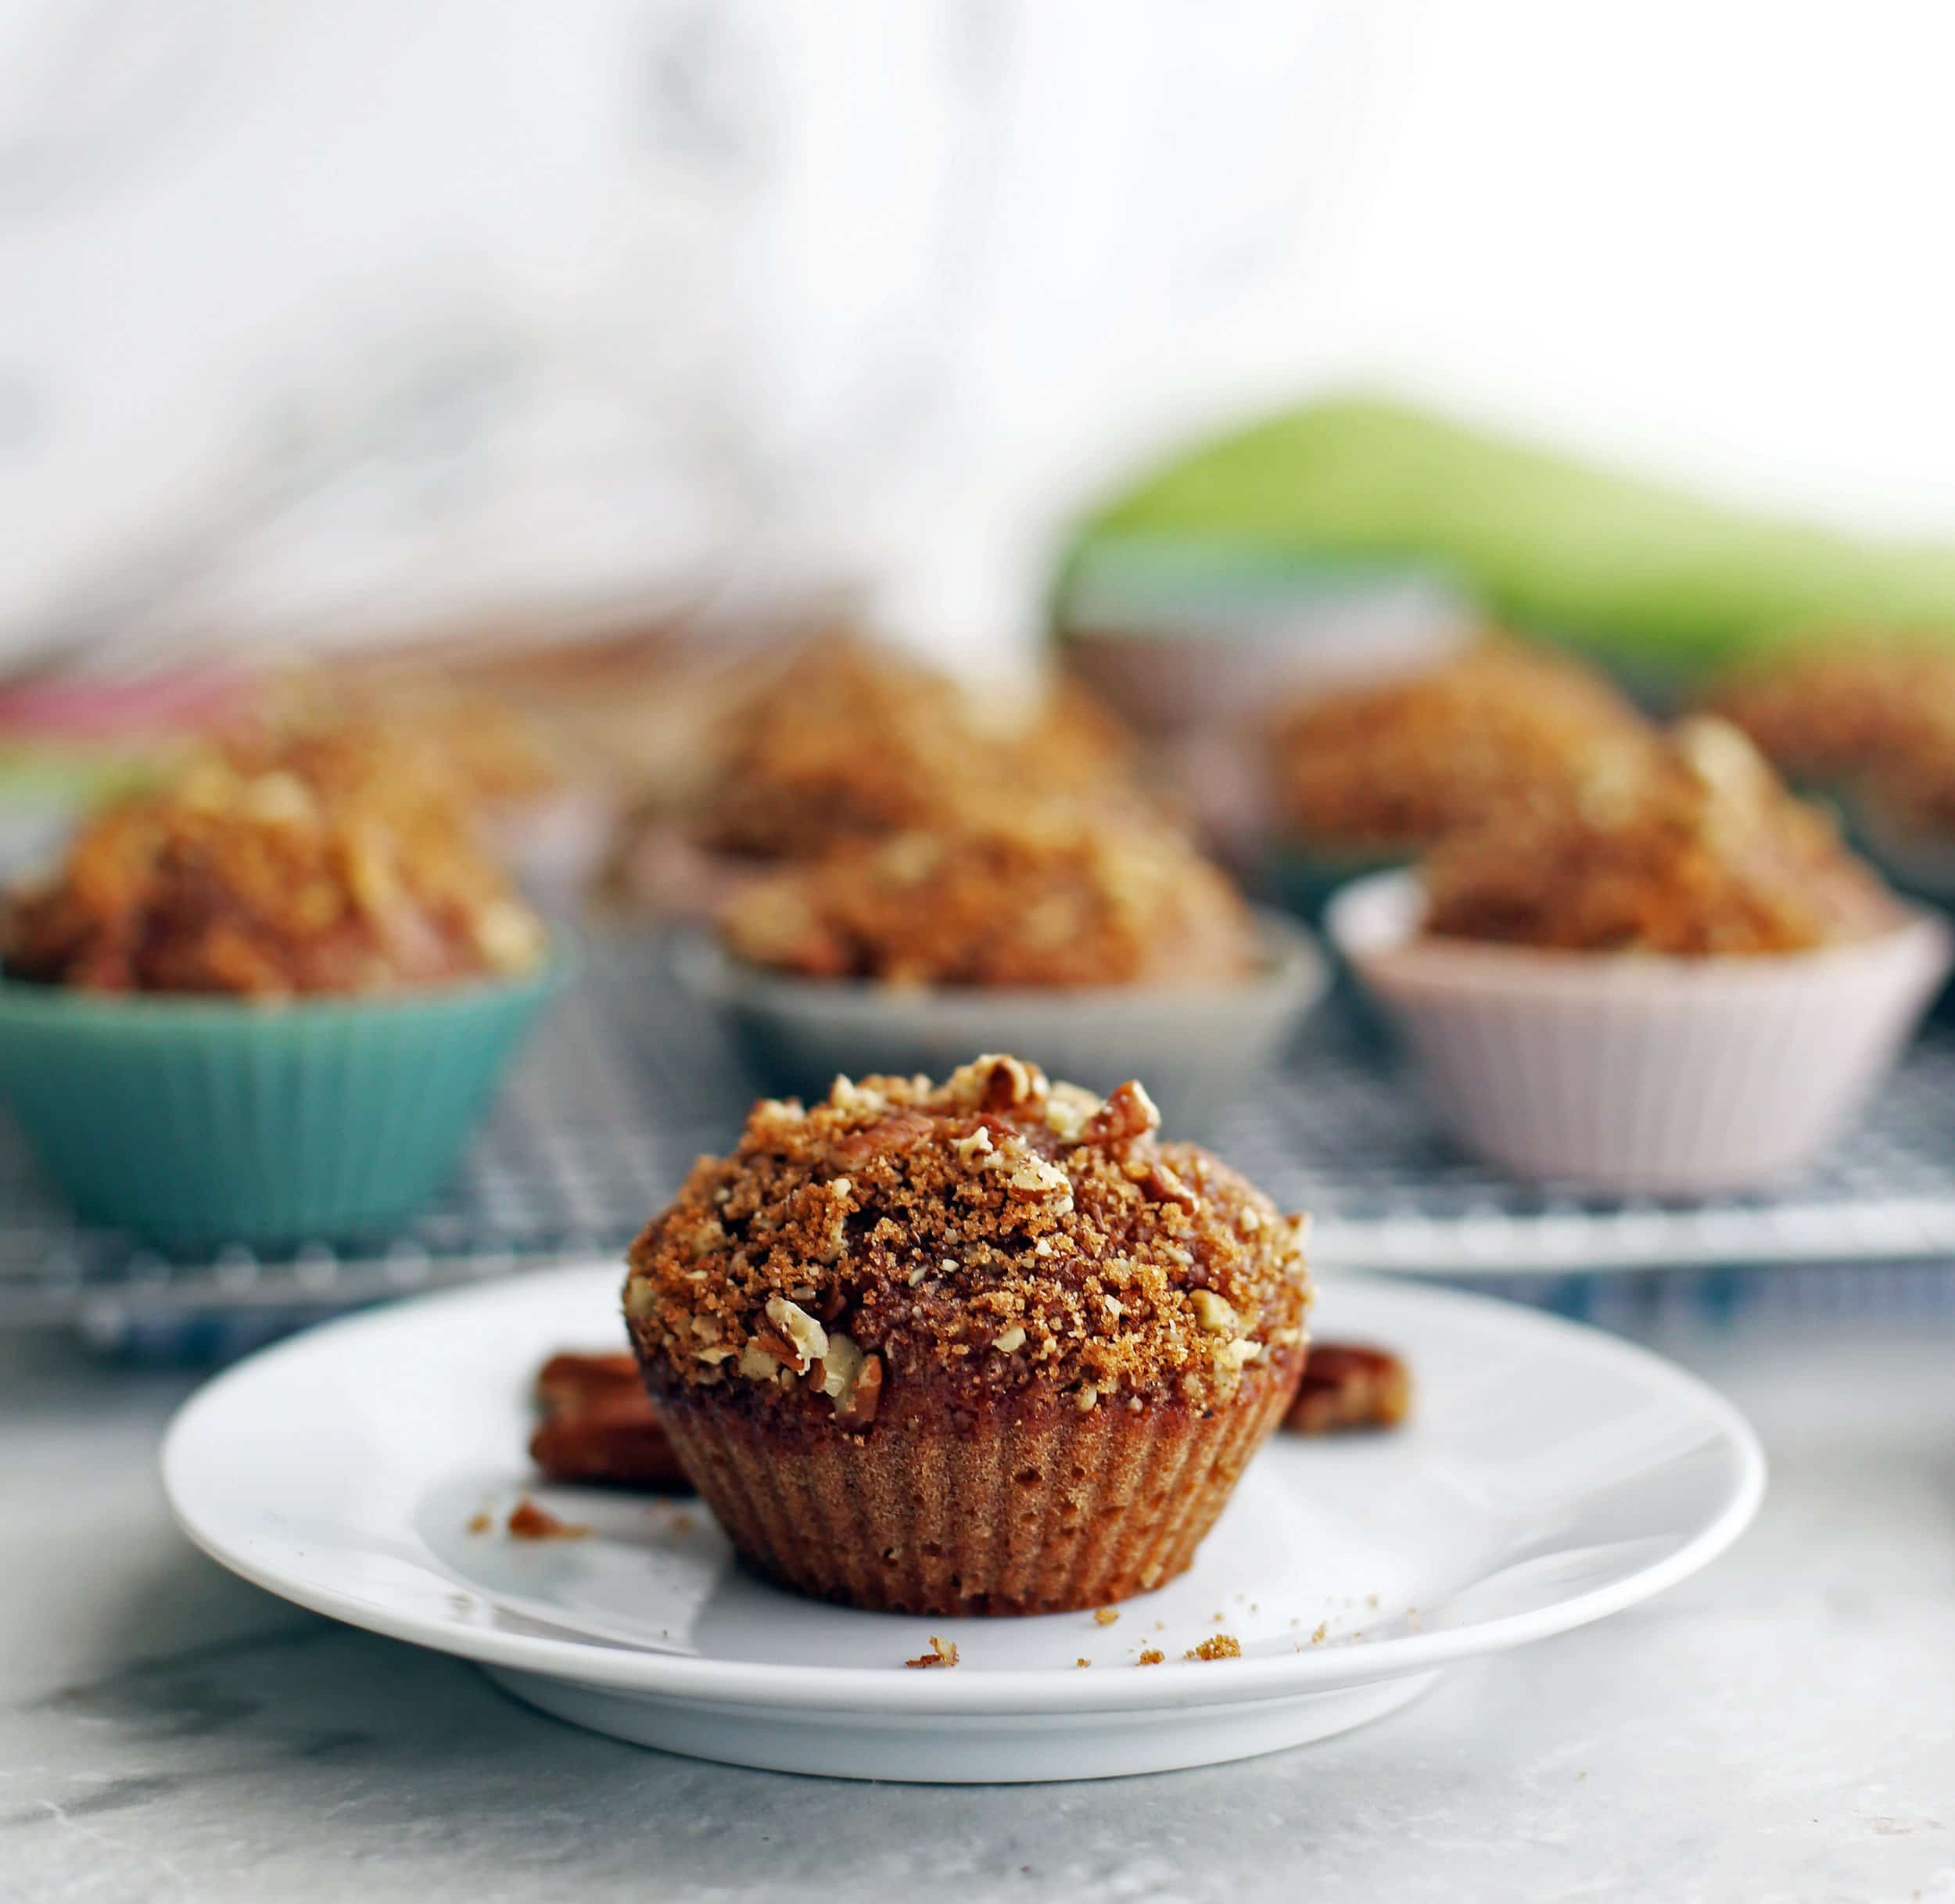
[624,1056,1311,1426]
[1422,716,1901,956]
[720,807,1257,989]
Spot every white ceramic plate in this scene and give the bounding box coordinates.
[163,1264,1764,1784]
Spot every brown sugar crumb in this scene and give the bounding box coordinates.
[1267,640,1656,855]
[905,1636,960,1669]
[721,803,1255,991]
[465,1511,493,1535]
[1284,1342,1414,1436]
[1,726,544,996]
[1311,1623,1329,1644]
[1136,1648,1166,1666]
[1422,717,1900,956]
[1075,1658,1091,1669]
[506,1498,590,1541]
[1092,1608,1120,1626]
[622,1056,1311,1427]
[1186,1635,1242,1662]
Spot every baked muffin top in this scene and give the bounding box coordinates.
[689,636,1146,864]
[1267,641,1657,854]
[719,805,1257,989]
[1,733,546,996]
[1702,637,1955,789]
[689,640,970,861]
[623,1055,1311,1426]
[1422,717,1902,956]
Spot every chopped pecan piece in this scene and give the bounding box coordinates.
[905,1635,960,1668]
[748,1325,804,1372]
[1081,1080,1160,1147]
[1143,1159,1199,1211]
[836,1352,884,1427]
[1283,1342,1412,1436]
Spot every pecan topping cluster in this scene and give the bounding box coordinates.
[622,1056,1311,1425]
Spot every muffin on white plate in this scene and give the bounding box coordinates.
[676,801,1325,1134]
[1325,717,1950,1195]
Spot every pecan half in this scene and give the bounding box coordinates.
[1283,1342,1412,1436]
[529,1349,694,1492]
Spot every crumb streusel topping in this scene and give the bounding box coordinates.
[720,806,1256,989]
[1422,716,1902,956]
[624,1055,1311,1425]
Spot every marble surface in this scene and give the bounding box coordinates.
[2,1308,1952,1904]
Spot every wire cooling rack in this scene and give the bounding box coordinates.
[7,926,1955,1332]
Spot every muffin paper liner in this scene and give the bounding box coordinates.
[652,1355,1302,1618]
[671,911,1327,1138]
[0,956,565,1247]
[1327,872,1953,1195]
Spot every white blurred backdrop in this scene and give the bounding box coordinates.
[4,0,1955,667]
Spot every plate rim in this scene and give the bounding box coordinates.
[162,1264,1766,1716]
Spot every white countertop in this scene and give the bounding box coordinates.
[3,1306,1951,1904]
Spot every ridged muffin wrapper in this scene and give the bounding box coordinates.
[647,1350,1303,1618]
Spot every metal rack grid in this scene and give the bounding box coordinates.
[8,928,1955,1329]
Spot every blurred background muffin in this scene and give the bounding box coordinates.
[1700,635,1955,902]
[597,632,1157,921]
[1329,719,1947,1192]
[1254,640,1660,911]
[0,730,558,1245]
[1420,717,1902,957]
[2,728,545,996]
[1700,636,1955,796]
[721,803,1255,991]
[688,795,1322,1131]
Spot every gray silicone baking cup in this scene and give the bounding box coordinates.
[671,909,1328,1137]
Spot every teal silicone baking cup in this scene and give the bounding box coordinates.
[0,948,569,1249]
